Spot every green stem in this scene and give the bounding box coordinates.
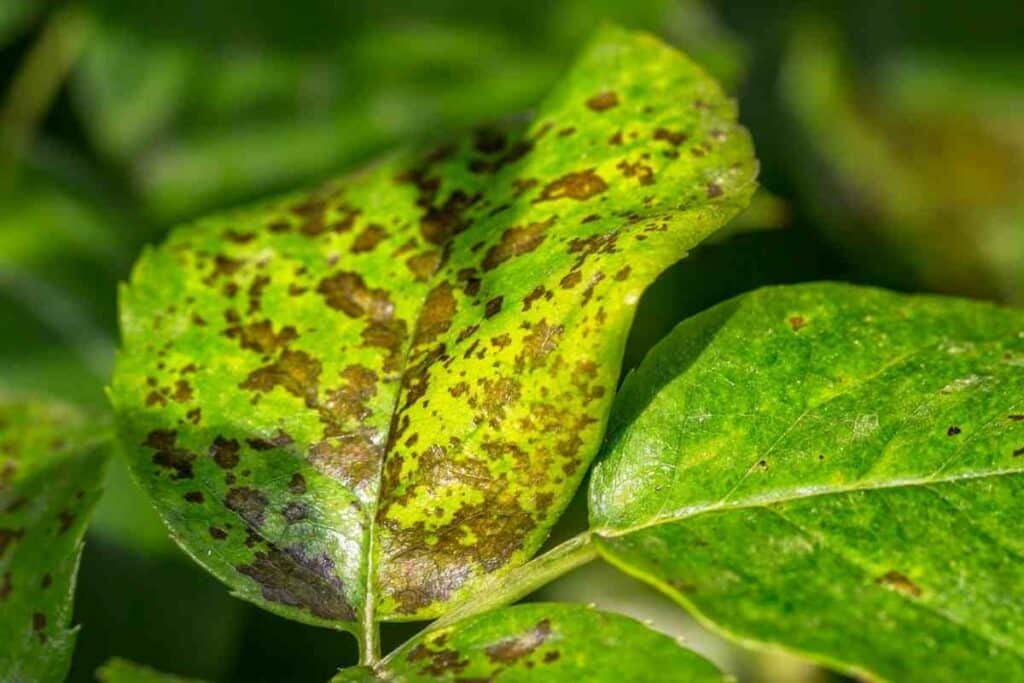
[359,618,380,667]
[428,531,596,633]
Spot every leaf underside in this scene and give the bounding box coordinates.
[333,603,724,682]
[110,25,756,628]
[590,282,1024,681]
[0,399,108,682]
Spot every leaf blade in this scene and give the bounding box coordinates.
[0,398,109,682]
[110,24,756,628]
[590,282,1024,680]
[338,603,725,682]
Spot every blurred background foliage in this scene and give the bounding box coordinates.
[0,0,1020,680]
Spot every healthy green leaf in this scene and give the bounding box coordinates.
[96,658,205,683]
[590,282,1024,681]
[333,603,725,682]
[0,398,109,682]
[110,24,755,631]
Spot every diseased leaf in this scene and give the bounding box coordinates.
[96,658,205,683]
[0,398,108,682]
[590,282,1024,681]
[333,603,725,682]
[110,24,755,629]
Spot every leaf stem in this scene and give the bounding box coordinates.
[359,618,380,666]
[427,531,596,632]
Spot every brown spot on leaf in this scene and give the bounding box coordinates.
[707,182,723,198]
[184,491,205,504]
[144,430,196,480]
[407,251,442,282]
[226,320,298,354]
[788,316,806,331]
[225,487,269,528]
[482,218,554,271]
[485,296,503,319]
[209,526,228,540]
[282,502,309,523]
[414,283,457,346]
[351,224,389,253]
[485,618,552,663]
[535,170,607,202]
[317,271,395,322]
[586,91,619,111]
[307,437,381,492]
[288,473,307,495]
[876,570,922,597]
[32,612,46,639]
[237,543,355,621]
[406,643,469,677]
[560,271,582,289]
[654,127,687,146]
[947,426,962,436]
[241,349,322,408]
[516,320,564,371]
[210,437,241,469]
[616,159,654,186]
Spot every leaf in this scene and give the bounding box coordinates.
[589,282,1024,681]
[333,603,725,681]
[0,398,109,682]
[109,24,755,630]
[70,1,688,221]
[96,658,206,683]
[781,23,1024,304]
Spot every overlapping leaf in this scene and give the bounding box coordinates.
[333,603,724,682]
[0,398,108,682]
[590,282,1024,681]
[110,25,755,629]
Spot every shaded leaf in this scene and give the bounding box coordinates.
[110,24,755,630]
[334,603,725,682]
[71,1,693,222]
[96,658,206,683]
[0,398,109,682]
[590,282,1024,681]
[781,24,1024,304]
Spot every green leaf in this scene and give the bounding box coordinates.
[96,658,206,683]
[110,23,755,631]
[71,1,691,222]
[0,398,109,682]
[590,282,1024,681]
[334,603,725,681]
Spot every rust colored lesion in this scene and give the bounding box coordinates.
[876,570,923,597]
[316,271,396,322]
[586,91,619,111]
[535,170,608,203]
[482,218,555,271]
[485,618,552,663]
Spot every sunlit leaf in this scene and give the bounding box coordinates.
[591,282,1024,681]
[110,24,755,631]
[0,398,109,682]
